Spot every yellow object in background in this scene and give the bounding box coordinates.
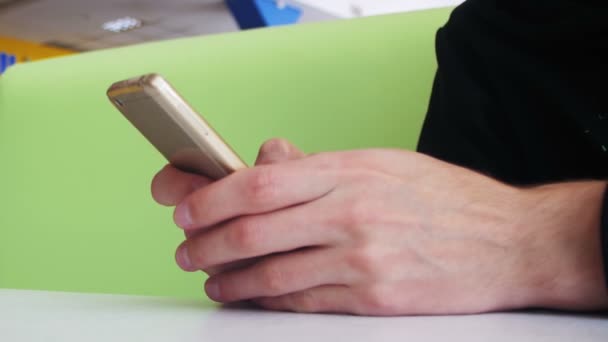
[0,35,75,62]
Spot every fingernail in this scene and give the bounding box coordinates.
[176,245,193,270]
[205,279,221,301]
[174,203,192,229]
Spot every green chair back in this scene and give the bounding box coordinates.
[0,9,451,299]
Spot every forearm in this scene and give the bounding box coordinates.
[518,181,608,310]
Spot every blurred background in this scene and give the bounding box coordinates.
[0,0,458,300]
[0,0,463,66]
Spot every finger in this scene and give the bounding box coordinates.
[151,165,212,206]
[203,258,260,277]
[176,201,342,270]
[204,248,353,302]
[173,156,337,230]
[183,233,260,276]
[255,138,306,166]
[253,285,356,314]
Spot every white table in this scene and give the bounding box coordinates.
[1,289,606,341]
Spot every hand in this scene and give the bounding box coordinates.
[152,138,306,275]
[152,139,608,315]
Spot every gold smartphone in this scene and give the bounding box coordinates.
[107,73,247,179]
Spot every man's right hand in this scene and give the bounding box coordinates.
[151,138,305,274]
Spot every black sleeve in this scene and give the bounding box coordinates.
[601,185,608,289]
[418,0,608,289]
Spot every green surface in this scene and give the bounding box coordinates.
[0,9,451,299]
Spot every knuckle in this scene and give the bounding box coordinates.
[245,168,281,204]
[260,138,289,155]
[150,173,164,201]
[187,243,208,269]
[349,193,376,223]
[203,265,222,277]
[340,196,373,232]
[259,264,289,295]
[151,168,173,205]
[183,196,205,225]
[252,297,275,310]
[308,152,339,170]
[227,218,264,252]
[291,291,319,313]
[360,286,399,314]
[347,247,383,279]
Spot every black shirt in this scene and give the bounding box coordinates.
[417,0,608,287]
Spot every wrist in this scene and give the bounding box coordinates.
[516,181,608,311]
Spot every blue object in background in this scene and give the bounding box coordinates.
[226,0,302,29]
[8,54,16,67]
[0,53,7,75]
[256,0,302,26]
[0,52,17,75]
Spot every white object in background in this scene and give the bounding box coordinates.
[354,0,465,16]
[297,0,465,17]
[295,0,353,17]
[101,16,143,33]
[276,0,287,9]
[1,289,607,342]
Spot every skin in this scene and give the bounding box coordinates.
[151,138,608,316]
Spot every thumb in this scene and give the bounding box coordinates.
[255,138,306,165]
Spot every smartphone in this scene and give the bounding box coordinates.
[107,73,247,179]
